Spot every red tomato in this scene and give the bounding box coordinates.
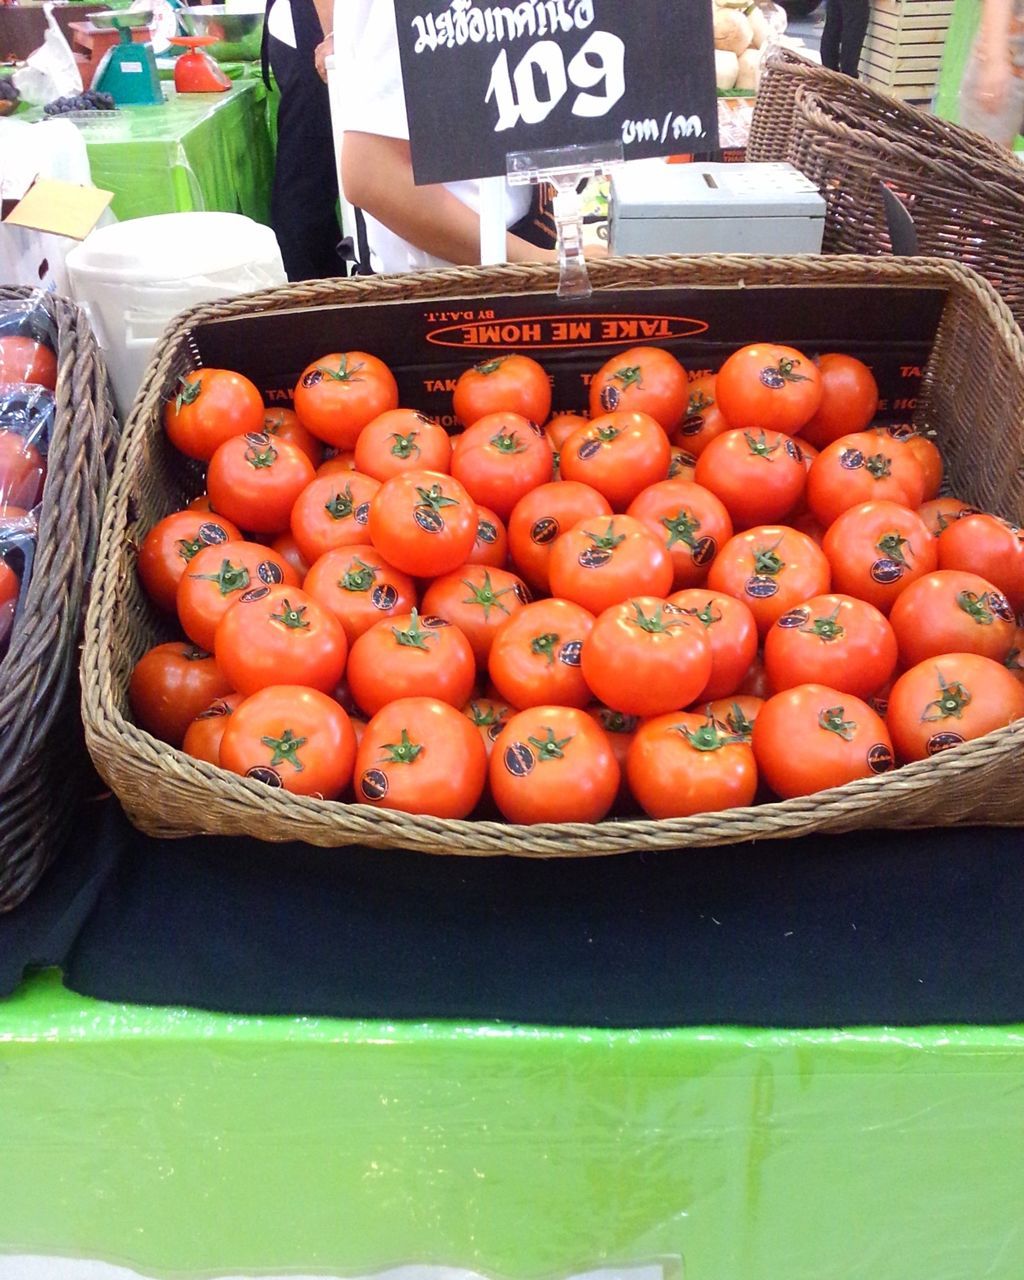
[164,369,264,461]
[752,684,895,797]
[508,481,612,594]
[303,543,417,644]
[737,652,774,699]
[463,696,514,757]
[181,692,245,766]
[702,695,763,740]
[763,593,898,700]
[270,531,311,581]
[207,432,316,535]
[138,510,243,613]
[1005,627,1024,685]
[220,685,356,799]
[886,653,1024,762]
[807,431,926,527]
[293,351,399,449]
[707,525,831,637]
[588,346,688,433]
[587,704,639,797]
[465,504,509,568]
[289,471,381,564]
[868,425,943,502]
[0,558,19,614]
[799,354,879,449]
[667,589,759,701]
[937,513,1024,613]
[0,336,57,390]
[347,609,476,716]
[545,412,588,452]
[627,711,758,818]
[128,642,233,747]
[490,706,619,824]
[421,565,529,666]
[368,470,478,578]
[919,497,980,539]
[671,374,732,457]
[187,495,218,514]
[354,409,452,480]
[549,514,674,616]
[0,431,44,508]
[453,354,552,427]
[488,598,595,709]
[176,540,299,651]
[695,429,807,528]
[262,407,324,467]
[668,447,697,481]
[627,479,733,590]
[822,500,937,614]
[354,697,487,817]
[214,585,348,696]
[581,596,712,717]
[715,343,823,435]
[888,570,1016,667]
[317,452,357,477]
[450,412,553,521]
[560,411,671,510]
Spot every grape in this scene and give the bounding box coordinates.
[42,91,116,116]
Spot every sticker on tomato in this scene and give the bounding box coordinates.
[504,742,535,777]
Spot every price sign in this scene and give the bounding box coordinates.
[395,0,718,186]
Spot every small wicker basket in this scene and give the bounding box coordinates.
[81,256,1024,857]
[0,288,116,909]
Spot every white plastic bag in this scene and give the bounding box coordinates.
[11,6,83,107]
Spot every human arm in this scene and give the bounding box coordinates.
[973,0,1014,112]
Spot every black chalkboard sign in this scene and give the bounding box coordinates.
[394,0,719,186]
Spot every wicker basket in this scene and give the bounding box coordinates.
[81,255,1024,857]
[791,92,1024,326]
[0,289,116,909]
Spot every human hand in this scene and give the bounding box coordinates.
[973,52,1012,114]
[314,32,334,83]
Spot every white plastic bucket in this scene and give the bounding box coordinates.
[65,212,286,418]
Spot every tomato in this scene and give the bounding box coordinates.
[466,504,509,568]
[220,685,356,799]
[490,706,619,824]
[453,353,552,427]
[207,432,316,535]
[289,471,381,563]
[138,510,243,612]
[822,500,937,614]
[695,429,807,528]
[262,407,323,467]
[214,585,348,696]
[463,696,514,757]
[737,652,773,699]
[560,411,671,510]
[671,375,732,457]
[919,496,979,539]
[508,481,612,594]
[181,692,245,765]
[354,409,452,481]
[799,354,879,448]
[763,593,898,700]
[807,431,926,527]
[627,479,733,590]
[1005,626,1024,685]
[0,336,57,390]
[715,343,823,435]
[164,369,265,461]
[707,525,831,637]
[488,598,595,709]
[270,531,311,581]
[0,558,18,612]
[421,565,529,666]
[368,470,478,577]
[587,705,639,797]
[0,431,44,508]
[627,711,758,818]
[588,346,688,434]
[888,570,1016,667]
[668,448,697,481]
[347,609,475,716]
[293,352,399,449]
[937,513,1024,613]
[868,426,943,502]
[581,596,712,717]
[549,514,674,615]
[303,543,417,644]
[176,540,299,651]
[317,452,357,477]
[450,412,553,520]
[354,697,487,817]
[545,412,588,453]
[128,641,233,746]
[187,495,218,514]
[702,695,763,740]
[667,589,759,701]
[886,653,1024,762]
[752,684,894,797]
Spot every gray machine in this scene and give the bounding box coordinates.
[609,161,826,257]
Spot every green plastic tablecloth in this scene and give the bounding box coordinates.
[80,80,276,224]
[933,0,1024,150]
[2,969,1024,1279]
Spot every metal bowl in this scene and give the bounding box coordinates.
[176,4,264,61]
[91,8,154,28]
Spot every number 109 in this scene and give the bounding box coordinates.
[485,32,626,132]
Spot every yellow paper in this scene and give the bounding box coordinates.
[4,178,114,240]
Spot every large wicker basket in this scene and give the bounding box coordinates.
[82,255,1024,857]
[0,289,116,909]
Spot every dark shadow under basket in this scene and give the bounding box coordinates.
[0,289,117,911]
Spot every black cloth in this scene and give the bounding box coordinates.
[821,0,871,78]
[3,798,1024,1029]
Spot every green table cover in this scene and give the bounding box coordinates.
[933,0,1024,150]
[2,970,1023,1279]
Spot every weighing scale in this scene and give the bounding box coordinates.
[91,9,163,106]
[168,34,230,92]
